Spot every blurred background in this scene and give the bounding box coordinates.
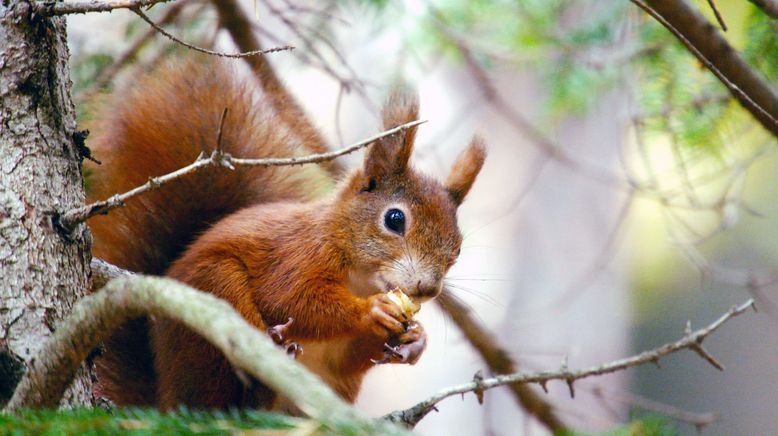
[67,0,778,434]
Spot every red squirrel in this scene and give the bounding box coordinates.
[87,57,486,411]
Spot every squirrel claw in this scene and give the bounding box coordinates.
[371,357,391,365]
[267,318,301,359]
[384,343,404,358]
[267,317,295,344]
[285,341,303,359]
[370,343,397,365]
[393,339,425,365]
[372,322,427,365]
[372,341,422,365]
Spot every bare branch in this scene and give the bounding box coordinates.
[435,292,568,433]
[632,0,778,137]
[33,0,174,16]
[212,0,344,177]
[226,118,421,165]
[215,107,229,155]
[90,258,134,290]
[4,274,408,434]
[76,0,190,103]
[427,7,623,187]
[705,0,727,31]
[57,119,425,232]
[385,299,755,428]
[132,7,293,58]
[262,0,373,108]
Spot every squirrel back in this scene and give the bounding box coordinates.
[87,58,326,275]
[87,57,326,405]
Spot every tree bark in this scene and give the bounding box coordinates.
[0,1,93,408]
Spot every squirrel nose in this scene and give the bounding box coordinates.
[415,281,441,300]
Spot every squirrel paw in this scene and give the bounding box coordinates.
[267,318,303,359]
[372,321,427,365]
[368,294,406,338]
[267,317,294,344]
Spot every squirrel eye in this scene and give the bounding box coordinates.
[384,208,405,235]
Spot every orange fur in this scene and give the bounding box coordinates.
[88,57,486,410]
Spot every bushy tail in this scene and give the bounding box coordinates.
[86,57,327,405]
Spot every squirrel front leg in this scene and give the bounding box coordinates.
[265,290,405,355]
[254,280,407,342]
[308,292,427,375]
[258,285,412,360]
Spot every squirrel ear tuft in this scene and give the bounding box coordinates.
[381,88,419,160]
[445,136,487,206]
[363,88,420,189]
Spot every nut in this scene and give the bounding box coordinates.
[386,287,420,321]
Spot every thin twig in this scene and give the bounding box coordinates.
[436,292,568,433]
[76,0,190,103]
[32,0,173,15]
[427,6,624,188]
[212,0,344,176]
[384,299,755,428]
[57,119,425,232]
[226,118,419,165]
[133,7,294,58]
[215,107,229,155]
[264,0,372,106]
[705,0,727,31]
[632,93,729,121]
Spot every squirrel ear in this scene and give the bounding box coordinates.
[445,136,487,206]
[363,89,419,189]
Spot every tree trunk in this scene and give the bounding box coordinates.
[0,1,93,408]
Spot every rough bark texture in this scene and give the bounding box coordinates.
[0,1,93,408]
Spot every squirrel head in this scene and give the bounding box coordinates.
[329,91,486,303]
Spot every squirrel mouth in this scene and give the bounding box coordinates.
[382,280,410,296]
[383,281,428,303]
